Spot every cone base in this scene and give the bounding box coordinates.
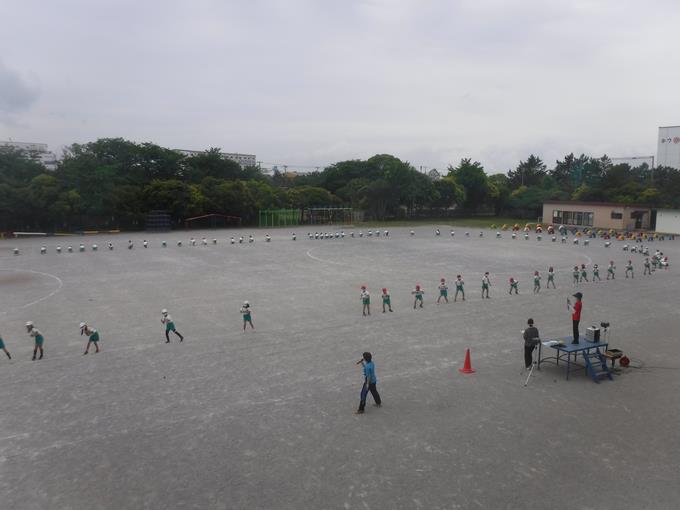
[459,368,476,374]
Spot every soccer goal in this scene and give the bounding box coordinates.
[146,210,172,231]
[304,207,355,225]
[184,214,242,229]
[258,209,302,227]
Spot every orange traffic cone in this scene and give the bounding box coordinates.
[459,348,476,374]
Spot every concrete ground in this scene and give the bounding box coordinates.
[0,227,679,510]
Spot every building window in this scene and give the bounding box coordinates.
[611,212,623,219]
[552,209,594,226]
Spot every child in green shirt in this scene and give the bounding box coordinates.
[381,288,393,313]
[412,285,425,308]
[454,275,465,302]
[437,278,448,304]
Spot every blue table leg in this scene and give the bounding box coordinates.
[566,353,570,380]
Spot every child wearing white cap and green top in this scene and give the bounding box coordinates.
[437,278,448,304]
[161,310,184,343]
[80,322,100,354]
[26,322,45,360]
[607,261,616,280]
[360,286,371,316]
[241,302,254,331]
[625,260,634,278]
[481,272,491,298]
[454,275,465,302]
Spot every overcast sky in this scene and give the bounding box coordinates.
[1,0,678,173]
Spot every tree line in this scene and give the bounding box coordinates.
[1,137,679,231]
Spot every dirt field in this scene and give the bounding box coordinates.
[1,227,678,509]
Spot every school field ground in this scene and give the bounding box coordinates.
[1,226,679,509]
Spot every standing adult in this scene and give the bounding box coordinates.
[356,352,381,414]
[523,318,540,370]
[568,292,583,344]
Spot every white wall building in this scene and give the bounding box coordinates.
[657,126,680,169]
[0,140,58,170]
[655,209,680,234]
[176,149,256,168]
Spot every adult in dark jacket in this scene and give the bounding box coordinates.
[523,318,540,369]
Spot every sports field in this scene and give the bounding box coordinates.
[1,227,679,509]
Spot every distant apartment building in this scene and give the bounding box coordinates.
[0,140,58,170]
[176,148,256,168]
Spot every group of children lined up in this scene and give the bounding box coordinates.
[360,275,470,315]
[0,305,257,362]
[359,272,508,315]
[359,256,672,315]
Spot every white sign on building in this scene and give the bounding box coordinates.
[657,126,680,169]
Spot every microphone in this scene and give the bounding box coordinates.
[356,359,364,365]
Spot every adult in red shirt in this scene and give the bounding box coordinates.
[568,292,583,344]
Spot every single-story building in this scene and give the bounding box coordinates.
[542,201,652,230]
[655,209,680,234]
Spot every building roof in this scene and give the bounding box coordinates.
[544,200,652,209]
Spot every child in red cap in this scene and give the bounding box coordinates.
[381,288,392,313]
[412,284,425,308]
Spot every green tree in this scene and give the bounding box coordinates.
[487,174,510,215]
[447,158,489,211]
[183,148,243,182]
[507,155,546,188]
[430,177,465,210]
[0,147,46,186]
[359,179,394,220]
[286,186,338,209]
[143,179,192,220]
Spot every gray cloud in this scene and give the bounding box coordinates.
[1,0,679,170]
[0,60,39,116]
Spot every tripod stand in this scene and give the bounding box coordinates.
[524,339,540,387]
